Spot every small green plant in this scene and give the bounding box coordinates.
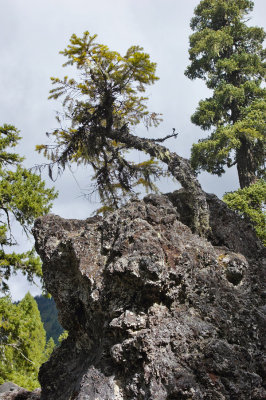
[223,180,266,245]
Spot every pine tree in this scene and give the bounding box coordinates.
[37,31,210,236]
[0,124,57,292]
[0,293,47,390]
[185,0,265,189]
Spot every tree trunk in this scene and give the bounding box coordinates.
[236,139,258,189]
[101,126,210,236]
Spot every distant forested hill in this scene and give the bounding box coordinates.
[34,295,63,344]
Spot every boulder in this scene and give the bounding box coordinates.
[32,193,265,399]
[0,383,21,394]
[0,383,40,400]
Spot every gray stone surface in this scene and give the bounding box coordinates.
[32,192,265,400]
[0,386,40,400]
[0,383,21,394]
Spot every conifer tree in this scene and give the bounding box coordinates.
[185,0,265,189]
[0,293,48,390]
[37,32,210,236]
[0,124,57,292]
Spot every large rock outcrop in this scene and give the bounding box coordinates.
[31,192,265,400]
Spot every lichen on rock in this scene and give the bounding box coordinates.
[31,192,265,400]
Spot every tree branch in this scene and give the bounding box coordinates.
[0,343,35,365]
[92,125,210,236]
[146,128,179,143]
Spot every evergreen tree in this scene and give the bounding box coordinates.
[0,293,49,390]
[185,0,265,189]
[37,32,210,236]
[0,124,57,292]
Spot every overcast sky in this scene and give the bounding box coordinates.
[1,0,265,300]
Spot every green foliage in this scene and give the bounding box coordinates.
[34,295,63,344]
[0,293,49,390]
[58,330,68,344]
[223,180,266,245]
[0,124,57,292]
[37,32,166,210]
[42,337,56,362]
[186,0,266,188]
[190,99,266,177]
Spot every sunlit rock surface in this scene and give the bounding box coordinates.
[30,193,265,400]
[0,382,40,399]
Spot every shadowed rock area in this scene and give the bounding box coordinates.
[28,192,265,399]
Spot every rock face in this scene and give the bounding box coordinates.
[0,383,21,394]
[0,382,40,400]
[33,193,265,400]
